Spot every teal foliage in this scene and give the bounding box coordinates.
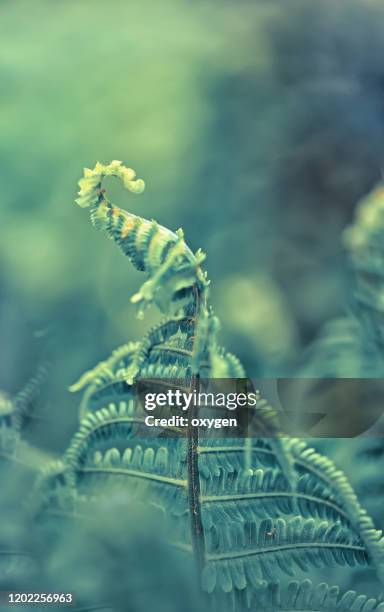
[0,487,205,612]
[232,579,384,611]
[28,164,384,611]
[0,363,51,471]
[296,185,384,537]
[0,364,53,593]
[3,3,384,609]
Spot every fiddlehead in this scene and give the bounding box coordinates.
[76,161,204,316]
[74,160,244,380]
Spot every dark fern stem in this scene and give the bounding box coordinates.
[187,284,205,576]
[187,374,205,576]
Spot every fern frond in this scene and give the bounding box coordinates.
[13,361,50,431]
[59,161,384,608]
[202,515,367,592]
[288,438,384,583]
[0,361,51,472]
[222,579,384,611]
[69,341,139,418]
[63,359,384,594]
[60,396,383,589]
[72,163,292,511]
[74,162,244,381]
[75,161,208,321]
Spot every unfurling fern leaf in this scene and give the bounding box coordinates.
[34,162,384,612]
[70,160,294,488]
[72,160,244,379]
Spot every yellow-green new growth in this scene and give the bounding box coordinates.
[75,160,145,209]
[72,159,250,388]
[343,184,384,252]
[75,160,208,321]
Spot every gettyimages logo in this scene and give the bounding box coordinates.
[134,377,384,438]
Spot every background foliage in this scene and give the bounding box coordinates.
[2,1,384,603]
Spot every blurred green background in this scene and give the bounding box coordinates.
[2,0,384,453]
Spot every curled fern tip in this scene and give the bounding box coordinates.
[75,160,145,208]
